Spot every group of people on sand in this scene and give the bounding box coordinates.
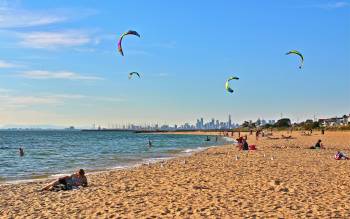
[236,136,256,150]
[309,139,349,160]
[234,134,349,160]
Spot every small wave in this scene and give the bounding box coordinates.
[50,173,69,178]
[110,165,130,170]
[222,137,237,143]
[143,157,173,164]
[183,147,206,153]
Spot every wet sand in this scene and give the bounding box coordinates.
[1,131,350,218]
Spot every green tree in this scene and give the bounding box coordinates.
[274,118,291,128]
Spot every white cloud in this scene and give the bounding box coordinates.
[0,7,67,28]
[0,92,123,110]
[19,31,92,49]
[316,1,350,9]
[0,94,61,108]
[19,70,104,81]
[0,59,16,68]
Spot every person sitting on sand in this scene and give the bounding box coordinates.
[236,137,244,150]
[41,169,88,191]
[310,139,323,149]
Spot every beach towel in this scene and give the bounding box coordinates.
[249,145,256,150]
[51,184,80,192]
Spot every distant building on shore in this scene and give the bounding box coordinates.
[318,114,349,127]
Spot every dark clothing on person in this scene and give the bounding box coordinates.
[310,140,322,149]
[315,142,321,148]
[19,148,24,157]
[58,178,68,186]
[242,142,249,150]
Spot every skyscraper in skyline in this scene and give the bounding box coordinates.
[228,114,232,129]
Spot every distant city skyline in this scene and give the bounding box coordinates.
[2,112,349,130]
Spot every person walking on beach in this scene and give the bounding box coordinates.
[41,169,88,191]
[19,147,24,157]
[256,130,260,140]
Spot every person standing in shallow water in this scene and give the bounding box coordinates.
[19,147,24,157]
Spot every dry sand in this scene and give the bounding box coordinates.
[1,131,350,218]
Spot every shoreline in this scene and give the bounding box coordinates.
[1,131,350,218]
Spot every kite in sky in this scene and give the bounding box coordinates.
[118,30,141,56]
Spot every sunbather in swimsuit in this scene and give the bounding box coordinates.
[41,169,88,191]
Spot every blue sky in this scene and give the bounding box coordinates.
[0,0,349,128]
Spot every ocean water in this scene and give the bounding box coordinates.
[0,131,230,183]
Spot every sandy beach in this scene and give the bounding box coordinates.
[1,131,350,218]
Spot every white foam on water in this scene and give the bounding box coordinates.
[142,157,174,164]
[222,137,237,143]
[183,147,206,153]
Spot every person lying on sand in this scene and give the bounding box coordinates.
[281,134,293,139]
[334,151,349,160]
[41,169,88,191]
[267,136,280,140]
[310,139,323,149]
